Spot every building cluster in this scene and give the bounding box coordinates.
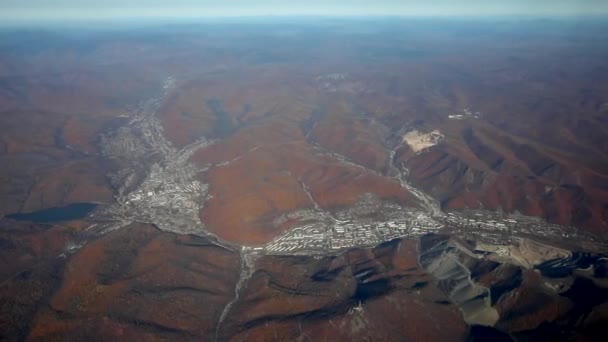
[92,77,605,261]
[263,208,445,255]
[448,108,481,120]
[94,77,213,237]
[314,73,368,94]
[441,209,602,251]
[262,205,602,257]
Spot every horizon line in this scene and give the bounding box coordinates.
[1,12,607,26]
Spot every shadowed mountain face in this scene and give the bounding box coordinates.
[1,19,608,340]
[3,224,606,341]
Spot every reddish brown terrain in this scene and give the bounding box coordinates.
[27,223,241,340]
[220,239,468,341]
[192,124,412,244]
[0,19,608,341]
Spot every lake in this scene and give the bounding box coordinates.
[5,203,97,223]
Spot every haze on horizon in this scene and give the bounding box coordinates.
[1,0,608,23]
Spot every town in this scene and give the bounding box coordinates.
[89,77,608,332]
[260,203,604,256]
[91,77,605,261]
[89,77,223,243]
[262,207,443,255]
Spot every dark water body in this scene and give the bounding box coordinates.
[5,203,97,223]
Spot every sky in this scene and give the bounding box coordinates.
[1,0,607,22]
